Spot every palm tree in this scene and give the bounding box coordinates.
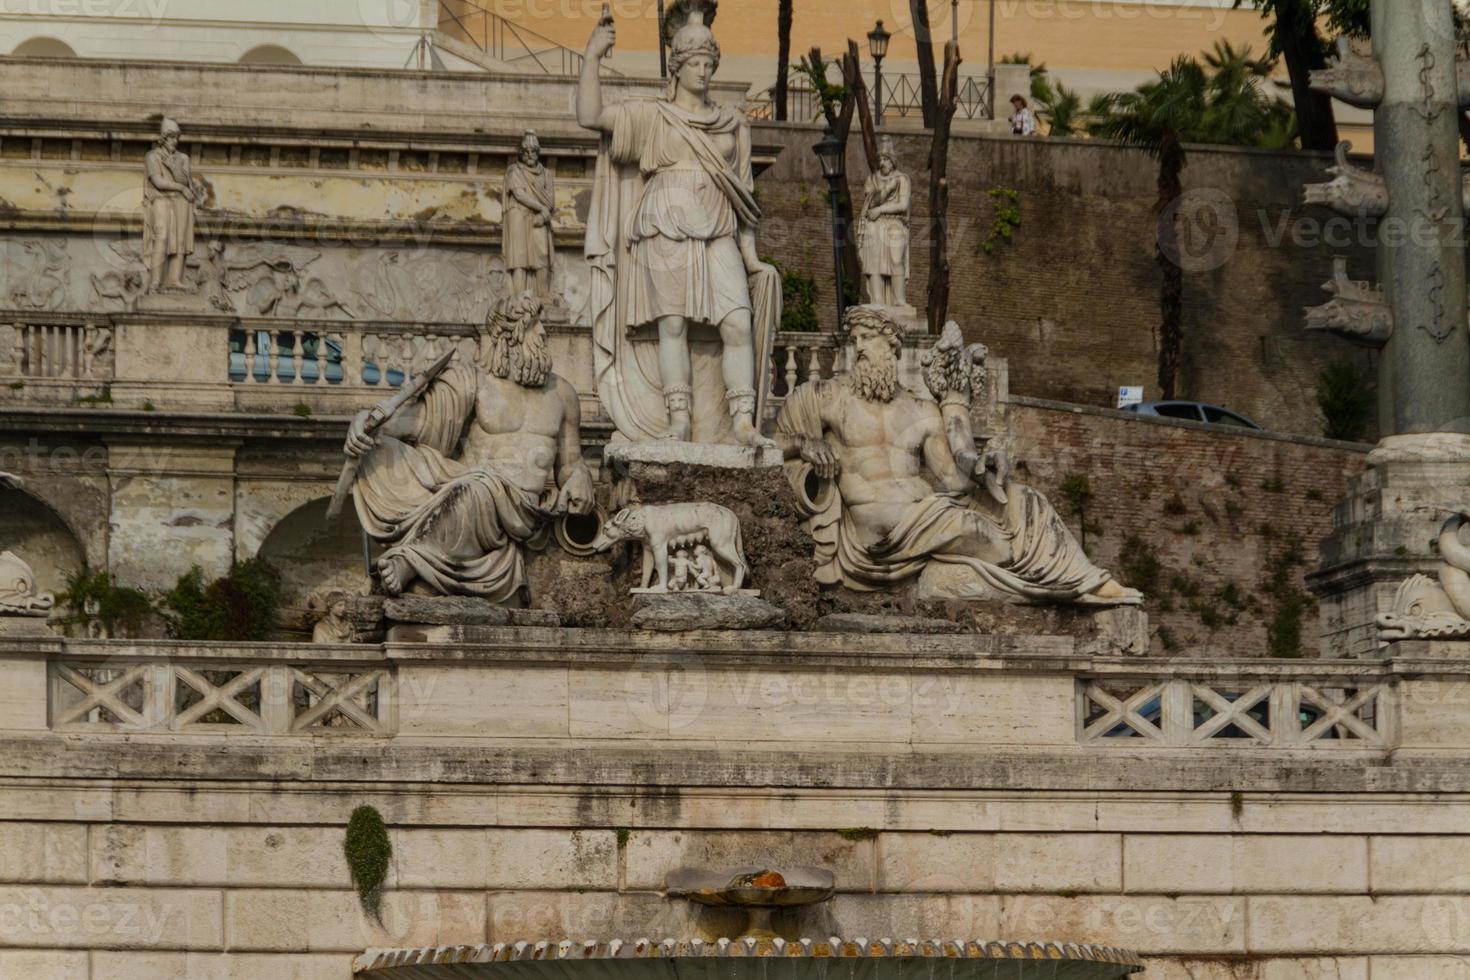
[1089,51,1295,399]
[1038,81,1083,138]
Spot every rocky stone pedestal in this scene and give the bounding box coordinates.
[381,595,560,643]
[1308,434,1470,658]
[597,443,819,627]
[630,592,787,632]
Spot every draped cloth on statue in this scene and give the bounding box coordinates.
[585,98,779,444]
[351,363,547,602]
[776,380,1119,604]
[503,161,555,272]
[143,149,194,260]
[857,171,909,280]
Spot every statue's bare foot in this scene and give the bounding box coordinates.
[377,555,413,597]
[732,416,777,451]
[1094,579,1143,603]
[659,412,692,442]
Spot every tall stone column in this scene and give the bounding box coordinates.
[1305,0,1470,656]
[1373,0,1470,435]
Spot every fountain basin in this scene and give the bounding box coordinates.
[355,938,1144,980]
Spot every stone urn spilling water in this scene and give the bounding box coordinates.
[354,867,1143,979]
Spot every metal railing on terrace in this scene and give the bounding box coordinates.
[438,0,622,76]
[746,72,994,123]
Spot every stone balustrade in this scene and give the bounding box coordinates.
[0,311,907,422]
[4,632,1452,757]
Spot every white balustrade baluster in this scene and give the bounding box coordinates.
[314,332,329,382]
[784,347,798,394]
[358,333,378,385]
[291,330,305,384]
[244,331,258,382]
[807,348,822,383]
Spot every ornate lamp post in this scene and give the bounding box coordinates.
[813,125,848,326]
[867,20,890,127]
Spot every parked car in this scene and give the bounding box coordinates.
[1121,401,1263,430]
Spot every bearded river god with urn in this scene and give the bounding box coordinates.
[579,0,780,450]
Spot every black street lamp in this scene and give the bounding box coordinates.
[813,125,848,327]
[867,20,891,127]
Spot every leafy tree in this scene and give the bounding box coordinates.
[1316,361,1373,441]
[1089,48,1295,398]
[774,0,793,121]
[1233,0,1339,150]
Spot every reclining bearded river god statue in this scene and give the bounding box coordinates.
[338,293,594,602]
[579,0,780,449]
[775,306,1142,606]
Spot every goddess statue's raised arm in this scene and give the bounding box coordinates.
[577,12,618,134]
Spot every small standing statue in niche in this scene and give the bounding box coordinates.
[503,130,556,301]
[143,117,198,294]
[857,138,912,309]
[580,0,782,447]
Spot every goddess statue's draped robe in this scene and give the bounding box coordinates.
[777,379,1127,604]
[351,363,548,602]
[143,148,194,264]
[503,161,555,274]
[585,98,781,444]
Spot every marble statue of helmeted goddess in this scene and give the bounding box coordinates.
[579,0,781,448]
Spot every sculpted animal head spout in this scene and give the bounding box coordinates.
[0,551,55,617]
[482,291,551,388]
[843,305,903,403]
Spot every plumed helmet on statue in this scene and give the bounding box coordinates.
[521,129,540,151]
[159,117,181,141]
[664,0,721,89]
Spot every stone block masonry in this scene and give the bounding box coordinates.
[0,632,1468,976]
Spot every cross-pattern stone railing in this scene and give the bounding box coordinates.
[50,659,394,736]
[1079,673,1394,749]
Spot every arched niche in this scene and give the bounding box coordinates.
[256,497,368,615]
[238,44,302,66]
[0,487,85,599]
[12,37,77,58]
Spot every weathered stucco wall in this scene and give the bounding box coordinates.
[753,125,1377,441]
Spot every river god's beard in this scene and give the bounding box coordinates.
[487,325,553,388]
[850,347,900,403]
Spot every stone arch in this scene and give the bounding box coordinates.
[12,37,77,57]
[238,44,302,66]
[256,497,367,625]
[0,486,85,600]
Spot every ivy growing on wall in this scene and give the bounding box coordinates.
[344,805,392,921]
[162,558,281,642]
[980,188,1022,254]
[57,570,153,638]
